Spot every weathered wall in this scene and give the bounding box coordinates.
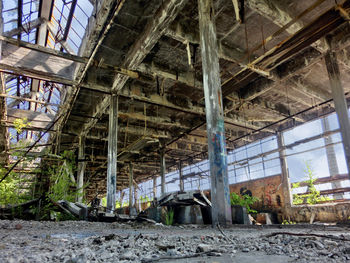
[229,174,284,210]
[284,202,350,222]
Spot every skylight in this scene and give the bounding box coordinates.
[1,0,94,145]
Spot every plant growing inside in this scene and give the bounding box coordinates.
[165,207,174,225]
[292,162,332,205]
[230,192,260,213]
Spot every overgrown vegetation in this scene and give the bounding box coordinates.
[47,150,79,202]
[0,118,36,206]
[292,162,332,205]
[0,167,32,206]
[101,197,122,208]
[1,118,85,221]
[13,117,31,134]
[165,207,174,225]
[230,192,260,213]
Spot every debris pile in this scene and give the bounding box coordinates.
[1,220,350,262]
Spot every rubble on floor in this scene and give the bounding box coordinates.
[1,220,350,263]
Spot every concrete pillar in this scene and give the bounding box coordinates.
[198,0,232,226]
[277,132,292,208]
[106,95,118,213]
[129,163,133,207]
[160,148,166,195]
[77,136,86,202]
[325,42,350,180]
[134,183,138,212]
[153,176,157,200]
[322,117,343,199]
[179,161,184,192]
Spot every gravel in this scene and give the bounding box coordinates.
[1,220,350,262]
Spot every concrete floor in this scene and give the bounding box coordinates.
[1,220,349,262]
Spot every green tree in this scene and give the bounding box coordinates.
[292,162,332,205]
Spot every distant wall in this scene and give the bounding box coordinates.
[285,202,350,222]
[229,174,284,210]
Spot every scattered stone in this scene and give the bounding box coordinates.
[104,234,116,241]
[14,224,22,230]
[120,250,136,260]
[343,247,350,254]
[312,240,325,250]
[196,244,212,253]
[1,220,350,263]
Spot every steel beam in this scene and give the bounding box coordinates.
[198,0,232,226]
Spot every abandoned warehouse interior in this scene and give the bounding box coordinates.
[2,0,350,262]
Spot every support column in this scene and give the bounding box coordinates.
[160,148,166,195]
[322,117,343,199]
[153,176,157,200]
[77,136,86,203]
[134,183,138,212]
[325,41,350,179]
[179,161,184,192]
[0,0,8,166]
[129,163,133,207]
[198,0,232,226]
[106,95,118,213]
[277,132,292,208]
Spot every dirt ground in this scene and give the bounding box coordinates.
[1,220,350,262]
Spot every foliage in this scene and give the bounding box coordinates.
[47,150,79,202]
[13,117,31,134]
[0,167,32,206]
[101,197,122,209]
[230,192,260,214]
[0,136,37,206]
[50,210,77,221]
[292,162,332,205]
[282,219,296,225]
[140,195,150,203]
[165,208,174,225]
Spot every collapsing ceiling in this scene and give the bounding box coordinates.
[1,0,350,199]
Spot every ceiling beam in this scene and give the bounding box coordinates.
[289,78,331,102]
[165,20,267,76]
[79,0,189,137]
